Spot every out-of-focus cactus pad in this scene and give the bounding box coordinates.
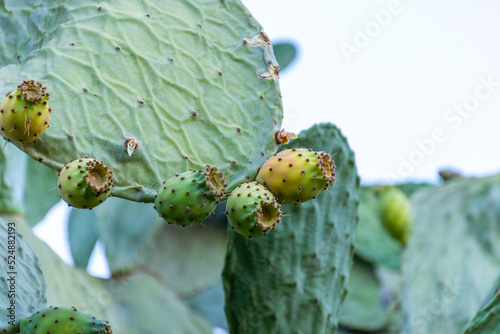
[400,175,500,334]
[355,187,402,270]
[0,219,46,332]
[2,0,283,202]
[339,259,388,331]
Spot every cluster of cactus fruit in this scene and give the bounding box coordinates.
[152,146,336,237]
[0,81,336,239]
[150,147,336,237]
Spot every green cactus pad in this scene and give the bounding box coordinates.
[378,186,413,246]
[223,123,359,333]
[256,148,336,204]
[15,218,214,334]
[2,0,283,203]
[355,186,402,270]
[67,208,98,269]
[400,174,500,333]
[463,277,500,333]
[339,259,388,331]
[154,167,226,225]
[57,158,114,209]
[0,80,50,143]
[19,306,112,334]
[225,181,282,238]
[0,219,46,333]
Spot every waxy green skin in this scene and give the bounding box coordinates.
[58,158,114,209]
[154,168,226,225]
[226,181,282,238]
[256,148,336,204]
[19,306,112,334]
[0,81,50,143]
[378,186,413,246]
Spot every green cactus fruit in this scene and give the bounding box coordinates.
[377,186,413,246]
[57,158,114,209]
[0,80,50,143]
[154,166,227,225]
[19,306,112,334]
[225,181,282,238]
[256,148,336,204]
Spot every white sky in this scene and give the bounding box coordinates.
[244,0,500,184]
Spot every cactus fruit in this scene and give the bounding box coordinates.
[154,166,227,225]
[0,80,50,143]
[377,186,413,246]
[225,181,282,238]
[19,306,112,334]
[57,158,114,209]
[256,148,336,204]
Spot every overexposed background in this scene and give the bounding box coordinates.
[33,1,500,332]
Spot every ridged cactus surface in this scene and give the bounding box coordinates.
[400,175,500,334]
[222,123,360,333]
[0,219,46,333]
[0,0,283,202]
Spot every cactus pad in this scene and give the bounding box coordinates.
[226,181,282,238]
[3,0,283,203]
[400,174,500,333]
[0,219,46,332]
[19,306,112,334]
[256,148,335,204]
[57,158,114,209]
[223,123,359,333]
[154,167,226,225]
[0,80,50,143]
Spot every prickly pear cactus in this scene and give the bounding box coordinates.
[226,181,282,237]
[378,186,413,246]
[0,80,50,143]
[355,186,402,270]
[339,259,388,332]
[399,174,500,334]
[256,148,336,204]
[154,167,226,225]
[223,123,359,333]
[0,219,46,333]
[19,306,112,334]
[1,0,283,202]
[463,277,500,333]
[57,158,114,209]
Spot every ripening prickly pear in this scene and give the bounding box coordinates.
[19,306,112,334]
[0,80,51,143]
[226,181,282,238]
[154,166,227,225]
[256,148,336,204]
[378,186,413,246]
[58,158,114,209]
